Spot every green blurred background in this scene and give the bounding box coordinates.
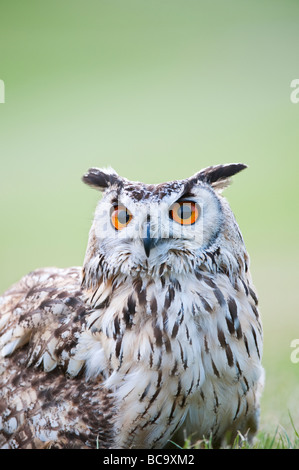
[0,0,298,440]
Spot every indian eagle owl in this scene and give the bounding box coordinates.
[0,163,264,449]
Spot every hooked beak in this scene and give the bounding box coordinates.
[142,219,157,257]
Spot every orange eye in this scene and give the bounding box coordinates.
[169,201,199,225]
[111,205,132,230]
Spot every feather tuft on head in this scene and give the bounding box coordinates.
[189,163,247,191]
[82,167,122,192]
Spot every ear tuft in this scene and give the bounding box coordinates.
[82,167,121,191]
[191,163,247,191]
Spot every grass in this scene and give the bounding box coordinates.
[175,416,299,449]
[167,412,299,450]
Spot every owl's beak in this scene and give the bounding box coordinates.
[142,220,156,257]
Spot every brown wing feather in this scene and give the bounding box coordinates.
[0,267,115,449]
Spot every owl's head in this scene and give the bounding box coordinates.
[82,164,248,284]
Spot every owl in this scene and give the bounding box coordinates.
[0,163,264,449]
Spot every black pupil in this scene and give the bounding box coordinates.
[178,203,192,219]
[118,209,130,224]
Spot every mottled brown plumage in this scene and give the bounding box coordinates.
[0,268,115,448]
[0,164,264,449]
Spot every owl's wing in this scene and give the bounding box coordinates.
[0,267,88,375]
[0,267,116,449]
